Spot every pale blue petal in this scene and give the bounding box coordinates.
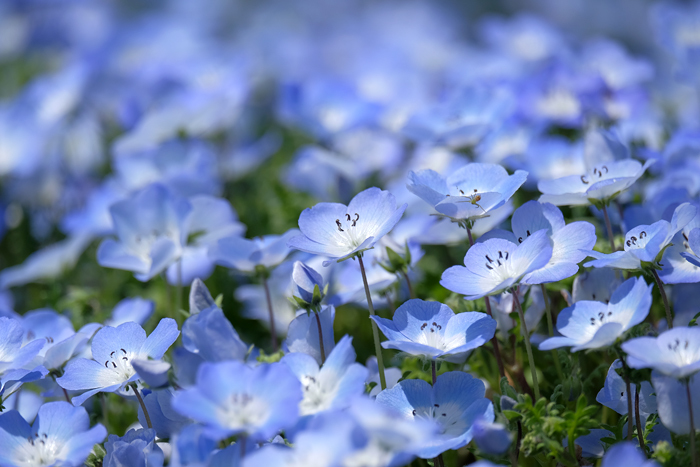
[139,318,179,360]
[91,322,146,365]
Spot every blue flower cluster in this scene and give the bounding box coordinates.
[1,1,700,466]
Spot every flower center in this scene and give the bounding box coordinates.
[299,375,331,415]
[418,321,445,349]
[219,392,269,430]
[412,402,466,437]
[580,164,612,185]
[624,229,650,250]
[667,338,694,365]
[334,213,363,249]
[130,228,178,260]
[588,309,615,328]
[484,249,514,281]
[103,348,136,381]
[20,432,60,467]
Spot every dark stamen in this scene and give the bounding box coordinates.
[335,219,344,232]
[581,175,589,184]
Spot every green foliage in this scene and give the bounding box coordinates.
[84,444,106,467]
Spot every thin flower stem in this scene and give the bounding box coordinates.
[358,255,387,390]
[651,269,673,329]
[401,270,416,299]
[467,227,506,379]
[619,358,634,441]
[100,393,109,427]
[431,360,445,467]
[512,291,540,400]
[687,380,697,467]
[602,204,616,252]
[635,384,647,455]
[541,284,564,382]
[314,311,326,363]
[131,384,152,429]
[262,277,279,352]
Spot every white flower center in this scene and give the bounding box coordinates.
[103,348,136,382]
[129,228,179,261]
[580,164,615,186]
[416,321,445,350]
[413,402,467,437]
[587,308,616,330]
[624,229,651,251]
[483,248,516,282]
[18,433,60,467]
[666,338,695,366]
[218,393,270,430]
[333,213,365,250]
[299,375,334,416]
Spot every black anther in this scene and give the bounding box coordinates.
[581,175,589,184]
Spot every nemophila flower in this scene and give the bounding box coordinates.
[57,318,180,405]
[209,229,298,275]
[365,357,402,397]
[584,203,697,271]
[0,401,106,467]
[188,278,216,315]
[97,184,191,281]
[441,229,553,300]
[539,277,652,352]
[472,418,512,454]
[105,297,154,327]
[138,389,191,439]
[182,297,249,363]
[596,360,656,417]
[166,195,246,286]
[538,130,654,207]
[285,305,336,366]
[572,268,621,303]
[376,371,494,458]
[169,424,240,467]
[291,261,326,306]
[681,227,700,267]
[281,335,368,416]
[172,361,302,440]
[104,428,164,467]
[622,327,700,379]
[20,309,90,372]
[407,163,527,224]
[287,187,407,265]
[600,442,660,467]
[651,372,700,435]
[371,299,496,362]
[510,201,596,284]
[562,429,612,459]
[0,317,47,400]
[487,286,545,336]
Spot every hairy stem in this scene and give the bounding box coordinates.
[602,204,616,252]
[131,384,152,429]
[314,311,326,363]
[651,269,673,329]
[541,284,564,381]
[512,291,540,400]
[619,358,634,441]
[635,384,647,455]
[401,270,416,299]
[262,277,279,352]
[358,255,387,390]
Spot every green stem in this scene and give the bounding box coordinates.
[635,384,647,455]
[131,384,152,429]
[431,360,445,467]
[541,284,564,382]
[651,269,673,329]
[314,311,326,363]
[262,277,279,352]
[358,255,387,390]
[619,357,634,441]
[602,204,616,252]
[512,291,540,400]
[687,380,697,467]
[401,270,416,299]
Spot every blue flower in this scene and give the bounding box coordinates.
[57,318,180,405]
[572,269,622,303]
[365,356,402,397]
[681,227,700,267]
[0,317,47,401]
[0,401,106,467]
[376,371,494,458]
[371,299,496,362]
[172,361,302,441]
[104,428,164,467]
[20,309,90,372]
[281,335,368,416]
[182,297,249,363]
[288,187,407,265]
[97,184,191,281]
[596,360,656,417]
[291,261,325,305]
[600,442,660,467]
[539,277,652,352]
[584,203,696,271]
[538,131,654,207]
[622,327,700,379]
[651,371,700,435]
[509,201,596,284]
[137,389,191,439]
[209,229,298,274]
[440,229,553,299]
[284,305,336,366]
[472,417,512,454]
[407,163,527,224]
[106,297,155,327]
